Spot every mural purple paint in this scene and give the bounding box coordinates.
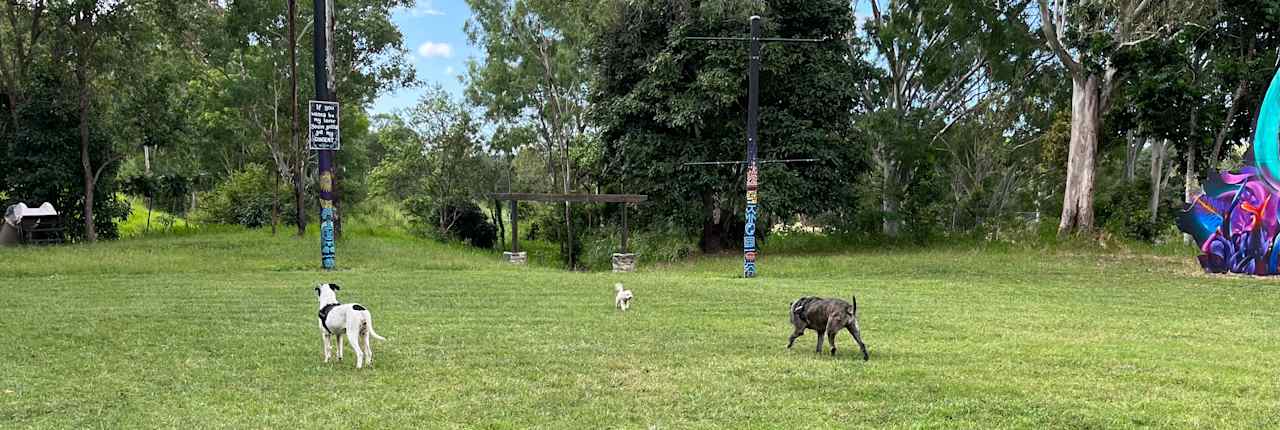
[1177,70,1280,275]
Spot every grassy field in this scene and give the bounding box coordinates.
[3,228,1280,428]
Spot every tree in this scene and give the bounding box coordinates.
[862,0,1049,237]
[56,0,161,241]
[369,88,494,237]
[204,0,413,234]
[592,0,864,250]
[1035,0,1212,236]
[0,1,49,145]
[466,0,598,266]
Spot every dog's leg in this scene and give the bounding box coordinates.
[815,329,826,354]
[362,320,373,365]
[826,320,843,356]
[337,334,345,361]
[347,327,365,369]
[786,326,805,349]
[322,332,332,363]
[847,319,869,361]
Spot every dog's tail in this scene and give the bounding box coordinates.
[615,283,624,293]
[364,312,388,341]
[850,294,858,316]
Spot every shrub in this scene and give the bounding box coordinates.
[192,164,294,228]
[579,224,697,271]
[446,203,498,249]
[404,199,497,248]
[1096,178,1171,242]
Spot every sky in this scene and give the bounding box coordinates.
[370,1,479,116]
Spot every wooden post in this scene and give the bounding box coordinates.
[621,204,629,253]
[510,199,519,253]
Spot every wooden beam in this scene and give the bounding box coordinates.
[489,193,648,204]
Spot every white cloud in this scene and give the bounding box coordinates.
[445,66,456,75]
[417,42,453,59]
[407,1,444,17]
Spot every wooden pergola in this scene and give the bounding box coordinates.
[490,193,648,265]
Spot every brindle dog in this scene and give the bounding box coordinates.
[787,296,869,361]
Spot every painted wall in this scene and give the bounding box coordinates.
[1178,70,1280,275]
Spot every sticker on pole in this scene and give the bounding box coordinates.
[308,101,340,150]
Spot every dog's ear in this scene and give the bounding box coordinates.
[314,286,321,296]
[330,284,340,291]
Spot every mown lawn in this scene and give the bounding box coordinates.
[2,229,1279,428]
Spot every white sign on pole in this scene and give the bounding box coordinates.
[308,100,340,150]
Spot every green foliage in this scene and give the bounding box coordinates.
[437,202,498,249]
[192,164,294,228]
[370,89,498,243]
[592,0,865,251]
[118,196,199,237]
[1095,177,1173,242]
[0,69,128,241]
[578,224,697,271]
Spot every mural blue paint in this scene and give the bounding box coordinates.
[744,161,760,278]
[1177,69,1280,275]
[321,207,336,270]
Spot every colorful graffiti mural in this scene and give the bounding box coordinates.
[744,162,760,278]
[1178,70,1280,275]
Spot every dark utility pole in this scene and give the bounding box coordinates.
[686,16,824,278]
[743,16,762,278]
[314,0,337,270]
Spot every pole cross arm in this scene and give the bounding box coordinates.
[685,37,832,43]
[489,193,648,204]
[682,158,821,167]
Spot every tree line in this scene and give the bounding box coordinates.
[3,0,1278,261]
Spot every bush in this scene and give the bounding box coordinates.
[192,164,294,228]
[1096,178,1171,242]
[404,199,497,248]
[447,203,498,249]
[579,224,697,271]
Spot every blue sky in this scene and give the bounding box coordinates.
[371,1,479,115]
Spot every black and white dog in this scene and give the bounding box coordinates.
[315,283,386,368]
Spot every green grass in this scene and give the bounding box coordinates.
[3,228,1280,428]
[117,195,199,238]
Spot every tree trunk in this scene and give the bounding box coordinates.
[1123,131,1142,182]
[881,157,902,237]
[1184,140,1197,244]
[77,69,97,242]
[1149,138,1168,222]
[144,145,152,175]
[1211,80,1249,169]
[1058,74,1101,236]
[272,163,280,235]
[289,0,306,237]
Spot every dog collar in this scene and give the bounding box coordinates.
[318,303,341,334]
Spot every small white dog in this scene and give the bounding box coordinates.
[315,283,386,368]
[614,283,633,311]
